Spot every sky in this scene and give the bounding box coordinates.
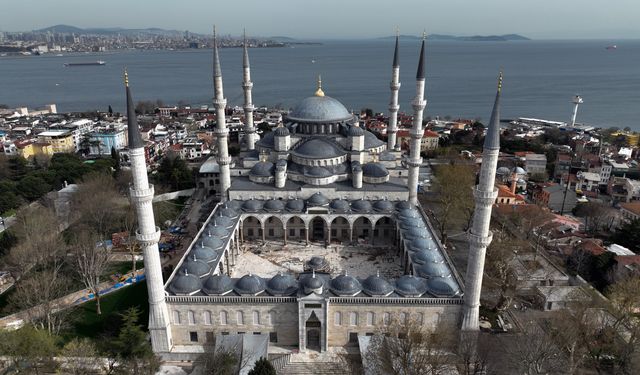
[2,0,638,40]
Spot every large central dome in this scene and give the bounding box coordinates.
[288,96,352,123]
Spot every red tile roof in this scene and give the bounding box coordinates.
[620,202,640,216]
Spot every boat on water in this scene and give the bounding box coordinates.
[606,45,617,50]
[64,60,106,67]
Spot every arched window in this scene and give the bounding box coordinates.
[220,311,228,325]
[203,311,212,325]
[416,312,424,325]
[268,311,276,325]
[188,310,195,325]
[400,312,408,325]
[253,311,260,325]
[383,312,390,326]
[237,311,244,325]
[349,312,357,326]
[173,311,181,325]
[366,312,374,326]
[334,311,342,326]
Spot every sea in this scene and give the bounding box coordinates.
[1,39,639,129]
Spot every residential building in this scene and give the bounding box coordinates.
[619,202,640,221]
[37,129,75,153]
[396,129,439,152]
[88,124,128,155]
[525,153,547,176]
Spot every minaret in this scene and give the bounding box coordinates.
[125,70,172,352]
[407,34,427,205]
[461,72,503,332]
[387,30,401,150]
[570,95,583,127]
[242,30,256,150]
[213,27,231,200]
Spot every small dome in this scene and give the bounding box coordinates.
[330,199,351,213]
[264,199,285,212]
[411,250,444,265]
[379,151,396,161]
[329,274,362,296]
[206,225,229,238]
[398,208,420,219]
[170,270,202,295]
[307,192,329,207]
[373,200,395,213]
[416,261,451,278]
[266,272,297,296]
[301,274,324,292]
[200,234,225,249]
[514,166,527,174]
[180,255,212,278]
[191,243,218,263]
[250,161,275,177]
[274,126,290,136]
[293,138,346,159]
[497,166,511,175]
[202,274,233,295]
[395,201,414,211]
[399,217,426,230]
[305,166,333,178]
[395,275,428,297]
[217,206,239,219]
[361,274,394,296]
[286,199,305,212]
[243,199,264,212]
[403,226,430,240]
[348,125,365,137]
[212,216,235,229]
[408,238,437,252]
[351,199,372,213]
[234,274,266,295]
[352,163,362,172]
[288,96,352,123]
[362,162,389,178]
[225,200,243,211]
[307,256,328,271]
[426,277,461,297]
[256,131,275,148]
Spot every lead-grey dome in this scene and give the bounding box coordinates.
[266,272,298,296]
[212,216,235,229]
[202,274,233,295]
[395,201,414,211]
[399,217,426,230]
[307,256,328,271]
[330,274,362,296]
[217,206,239,219]
[398,208,420,219]
[330,199,350,213]
[411,250,444,265]
[274,126,290,136]
[286,199,305,212]
[243,199,264,212]
[305,166,333,178]
[201,234,225,249]
[301,274,324,292]
[225,200,243,211]
[307,192,329,207]
[288,96,352,123]
[416,261,451,278]
[364,131,385,148]
[250,161,274,177]
[351,199,372,213]
[373,200,395,213]
[409,237,437,252]
[293,138,346,159]
[394,275,428,297]
[361,274,394,296]
[170,270,202,295]
[256,131,275,147]
[180,255,212,278]
[348,125,365,137]
[362,162,389,178]
[403,226,430,240]
[497,166,511,175]
[191,243,218,263]
[206,225,229,238]
[264,199,285,212]
[426,277,461,297]
[234,274,266,295]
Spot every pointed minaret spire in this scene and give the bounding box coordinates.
[212,26,231,200]
[461,72,503,332]
[407,36,428,204]
[242,28,256,151]
[387,27,401,150]
[125,70,172,352]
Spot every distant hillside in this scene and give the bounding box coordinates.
[379,33,530,41]
[35,24,184,36]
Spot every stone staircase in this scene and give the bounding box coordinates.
[275,352,352,375]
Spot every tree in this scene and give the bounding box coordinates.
[573,201,616,234]
[60,338,99,375]
[17,174,51,201]
[199,349,240,375]
[500,330,564,375]
[248,357,277,375]
[484,230,522,312]
[606,277,640,374]
[71,230,111,315]
[611,218,640,253]
[121,205,140,274]
[0,325,58,374]
[109,307,160,375]
[72,173,125,237]
[432,163,475,242]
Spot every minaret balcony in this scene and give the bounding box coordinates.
[406,158,422,167]
[217,156,233,165]
[214,98,227,107]
[136,227,162,247]
[242,81,253,89]
[130,185,155,200]
[467,231,493,248]
[390,82,401,90]
[214,127,229,136]
[473,187,498,205]
[388,104,400,112]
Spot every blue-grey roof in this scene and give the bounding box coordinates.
[393,35,400,67]
[394,275,427,297]
[361,275,394,296]
[225,200,243,211]
[330,274,362,296]
[266,273,297,296]
[206,225,229,238]
[301,274,324,290]
[201,234,225,249]
[403,226,430,240]
[379,151,396,161]
[256,131,275,148]
[181,256,212,278]
[250,161,274,177]
[395,201,414,211]
[191,243,218,263]
[364,131,385,148]
[398,208,420,219]
[362,162,389,178]
[416,39,426,80]
[307,256,328,270]
[416,261,451,278]
[305,166,333,178]
[234,274,266,295]
[307,192,329,207]
[286,199,305,212]
[243,199,264,212]
[274,126,290,136]
[170,270,202,295]
[373,200,395,213]
[203,274,233,295]
[351,199,372,213]
[212,216,235,229]
[126,85,145,149]
[426,276,461,297]
[217,206,239,219]
[294,138,346,159]
[399,217,426,230]
[411,250,444,265]
[348,125,365,137]
[330,199,350,212]
[287,96,352,123]
[264,199,285,212]
[409,237,437,252]
[497,166,511,175]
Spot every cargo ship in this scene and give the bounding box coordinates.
[64,60,106,67]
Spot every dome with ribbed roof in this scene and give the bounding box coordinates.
[351,199,372,213]
[206,225,229,238]
[361,274,394,296]
[399,217,426,230]
[408,237,437,252]
[212,216,235,229]
[300,273,324,294]
[234,274,266,295]
[403,226,430,240]
[264,199,285,212]
[201,234,225,250]
[250,161,274,177]
[243,199,264,212]
[307,192,329,207]
[180,255,212,278]
[330,199,350,213]
[217,206,239,219]
[266,272,297,296]
[416,261,451,278]
[305,166,333,178]
[364,130,385,148]
[191,243,218,263]
[286,199,305,212]
[426,277,461,297]
[306,256,328,271]
[170,270,202,295]
[398,208,420,219]
[202,274,234,295]
[373,200,395,213]
[394,275,427,297]
[288,96,352,123]
[411,250,444,265]
[330,274,362,296]
[225,200,243,211]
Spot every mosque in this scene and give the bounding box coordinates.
[126,30,503,363]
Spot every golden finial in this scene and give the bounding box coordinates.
[315,74,325,97]
[124,68,129,87]
[497,71,503,93]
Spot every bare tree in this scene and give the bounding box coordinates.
[484,230,523,312]
[72,173,125,237]
[606,277,640,374]
[70,230,111,315]
[121,204,140,274]
[60,338,100,375]
[500,330,565,375]
[432,163,475,242]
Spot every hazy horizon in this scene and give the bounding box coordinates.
[1,0,638,40]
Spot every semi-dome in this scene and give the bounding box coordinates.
[234,274,266,295]
[286,199,305,212]
[202,274,233,295]
[362,162,389,178]
[250,161,274,177]
[398,208,420,219]
[180,255,212,278]
[288,96,352,123]
[330,199,351,213]
[394,275,428,297]
[274,125,290,136]
[305,166,333,178]
[201,234,225,249]
[266,272,298,296]
[416,261,451,278]
[395,201,414,211]
[361,274,394,296]
[206,225,229,238]
[330,274,362,296]
[243,199,264,212]
[293,138,346,159]
[411,250,444,265]
[514,166,527,174]
[373,200,395,213]
[307,192,329,207]
[169,270,202,295]
[363,131,385,148]
[264,199,285,212]
[256,131,275,148]
[351,199,372,213]
[191,243,218,263]
[348,125,365,137]
[426,277,461,297]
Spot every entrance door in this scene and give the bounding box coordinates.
[311,218,324,242]
[305,311,322,351]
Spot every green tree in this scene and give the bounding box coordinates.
[0,325,58,374]
[17,175,51,201]
[249,358,277,375]
[612,218,640,253]
[110,307,159,375]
